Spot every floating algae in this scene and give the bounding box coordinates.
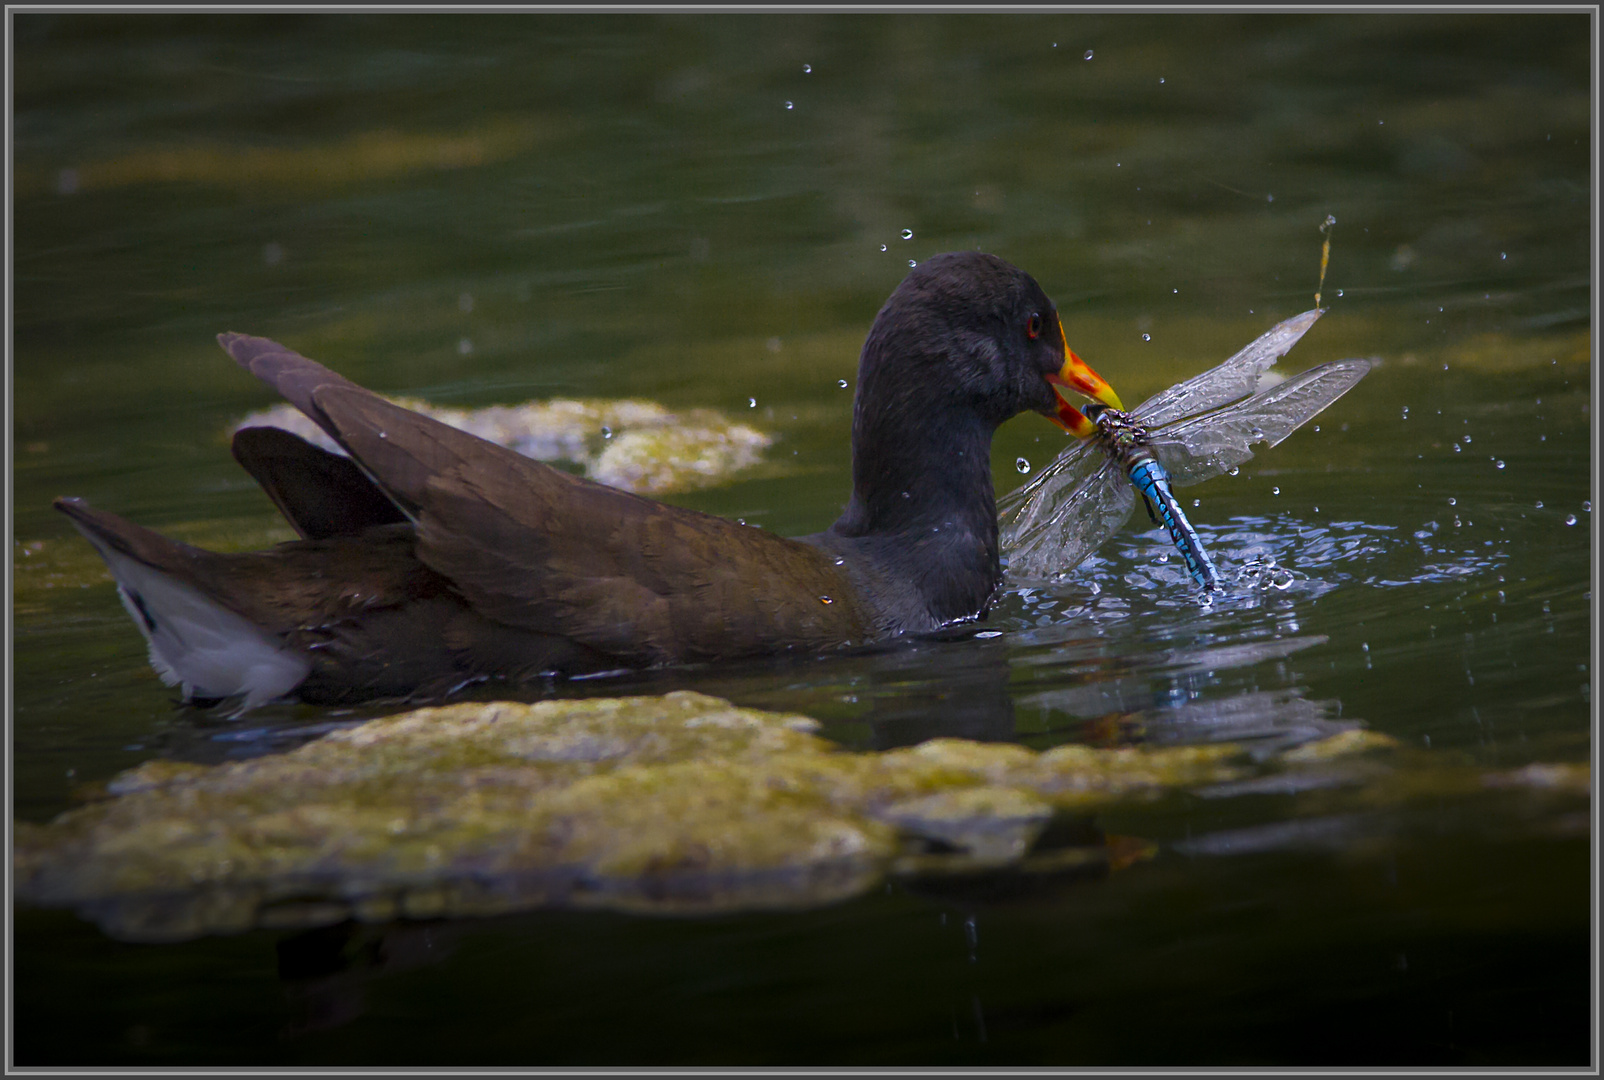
[235,396,772,496]
[12,690,1498,943]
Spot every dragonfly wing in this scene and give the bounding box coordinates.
[1134,309,1324,429]
[1002,461,1136,583]
[997,437,1101,535]
[1150,357,1373,486]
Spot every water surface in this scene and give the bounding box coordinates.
[10,12,1593,1066]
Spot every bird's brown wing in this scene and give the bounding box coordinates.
[220,333,871,665]
[231,426,408,541]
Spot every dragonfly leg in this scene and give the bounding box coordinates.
[1139,490,1160,527]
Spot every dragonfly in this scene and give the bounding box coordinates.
[1000,308,1372,590]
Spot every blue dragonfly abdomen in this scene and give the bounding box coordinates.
[1087,403,1223,592]
[1126,457,1222,592]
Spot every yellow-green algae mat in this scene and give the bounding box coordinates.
[16,691,1403,942]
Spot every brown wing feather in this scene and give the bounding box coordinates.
[217,333,370,451]
[307,383,872,665]
[217,331,872,664]
[231,426,407,540]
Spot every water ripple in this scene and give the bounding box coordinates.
[1002,512,1507,617]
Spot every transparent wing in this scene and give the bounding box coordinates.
[1148,358,1372,487]
[1133,309,1324,429]
[997,311,1358,584]
[1001,459,1135,583]
[997,437,1100,535]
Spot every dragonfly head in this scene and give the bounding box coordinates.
[1045,322,1123,439]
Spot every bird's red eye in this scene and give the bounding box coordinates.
[1026,312,1043,339]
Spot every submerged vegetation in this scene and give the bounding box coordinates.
[14,690,1430,942]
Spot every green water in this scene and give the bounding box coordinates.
[10,12,1593,1066]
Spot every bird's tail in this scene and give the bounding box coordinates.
[52,498,310,711]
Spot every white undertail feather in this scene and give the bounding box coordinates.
[71,527,310,711]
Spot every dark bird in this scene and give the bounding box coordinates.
[54,252,1122,711]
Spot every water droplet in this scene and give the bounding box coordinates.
[1453,444,1462,453]
[803,63,812,73]
[1565,514,1577,526]
[1535,500,1544,508]
[1141,333,1150,342]
[880,244,887,252]
[1159,77,1165,84]
[1229,466,1239,476]
[1462,435,1471,444]
[1495,460,1505,469]
[901,229,913,240]
[1313,425,1320,432]
[838,379,849,389]
[1083,49,1094,59]
[601,425,613,440]
[1583,501,1592,512]
[1447,497,1456,506]
[819,596,833,605]
[1272,486,1281,496]
[748,398,757,408]
[1015,457,1031,474]
[785,100,794,110]
[1192,499,1200,508]
[1337,289,1344,297]
[834,557,845,566]
[1500,252,1507,260]
[1157,553,1169,563]
[908,259,917,267]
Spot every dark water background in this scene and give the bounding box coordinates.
[9,12,1595,1066]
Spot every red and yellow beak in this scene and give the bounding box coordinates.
[1044,316,1122,439]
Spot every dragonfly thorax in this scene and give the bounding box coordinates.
[1087,405,1154,469]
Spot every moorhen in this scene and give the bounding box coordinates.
[54,251,1122,710]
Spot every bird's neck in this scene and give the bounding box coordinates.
[829,398,1003,626]
[837,401,999,533]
